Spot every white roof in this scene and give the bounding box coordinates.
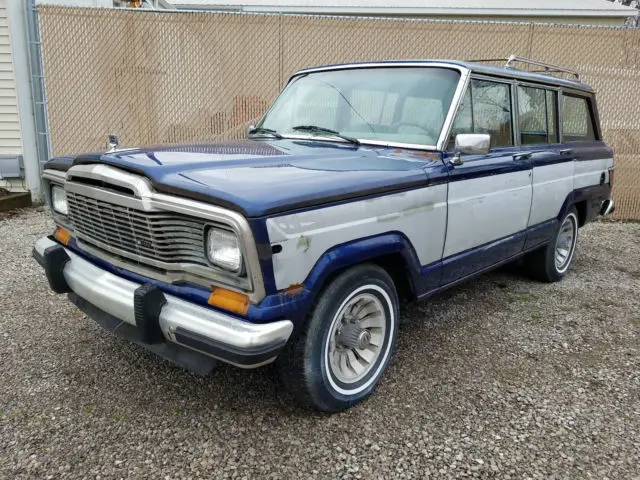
[169,0,638,17]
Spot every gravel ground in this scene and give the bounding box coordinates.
[1,207,639,479]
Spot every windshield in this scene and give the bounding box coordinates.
[258,67,461,147]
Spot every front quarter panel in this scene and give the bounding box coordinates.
[265,184,448,291]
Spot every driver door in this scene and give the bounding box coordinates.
[441,78,533,285]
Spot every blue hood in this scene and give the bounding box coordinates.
[47,140,446,217]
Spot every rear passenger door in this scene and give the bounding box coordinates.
[517,85,572,247]
[525,88,611,247]
[442,78,533,284]
[560,93,613,208]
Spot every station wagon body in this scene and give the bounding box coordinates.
[34,57,615,411]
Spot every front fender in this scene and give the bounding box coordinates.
[246,232,424,327]
[301,232,422,295]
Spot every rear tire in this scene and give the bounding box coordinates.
[277,264,399,412]
[524,206,579,283]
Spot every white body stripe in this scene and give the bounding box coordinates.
[574,158,613,189]
[528,162,574,226]
[266,185,447,290]
[443,171,532,257]
[266,158,612,291]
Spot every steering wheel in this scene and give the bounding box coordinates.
[393,122,438,139]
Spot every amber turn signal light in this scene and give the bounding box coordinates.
[54,227,72,246]
[208,287,250,315]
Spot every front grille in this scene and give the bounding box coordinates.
[67,192,209,267]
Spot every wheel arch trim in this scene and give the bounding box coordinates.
[301,232,422,298]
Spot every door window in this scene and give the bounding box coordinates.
[450,79,513,148]
[561,95,597,142]
[517,86,559,145]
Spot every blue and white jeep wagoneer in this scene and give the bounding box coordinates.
[34,57,615,411]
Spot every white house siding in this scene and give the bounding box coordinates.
[0,0,22,158]
[171,0,638,26]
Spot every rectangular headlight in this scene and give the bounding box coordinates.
[206,228,242,273]
[51,185,68,215]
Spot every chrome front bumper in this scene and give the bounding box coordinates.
[33,236,293,370]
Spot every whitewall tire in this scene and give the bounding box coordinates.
[277,263,399,412]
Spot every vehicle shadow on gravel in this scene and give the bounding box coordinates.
[96,266,535,420]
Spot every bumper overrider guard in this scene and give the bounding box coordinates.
[33,236,293,373]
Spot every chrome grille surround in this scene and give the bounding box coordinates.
[42,165,265,302]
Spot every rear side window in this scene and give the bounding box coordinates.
[450,79,513,148]
[517,86,559,145]
[562,95,597,142]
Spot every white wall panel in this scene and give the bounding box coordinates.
[0,1,22,157]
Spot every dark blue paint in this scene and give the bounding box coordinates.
[527,147,567,167]
[511,142,611,167]
[442,147,531,182]
[300,232,424,296]
[504,141,611,168]
[440,230,527,285]
[247,217,278,295]
[523,219,557,250]
[52,140,443,218]
[416,242,540,300]
[568,140,613,162]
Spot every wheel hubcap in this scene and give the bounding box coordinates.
[555,215,576,271]
[328,293,386,385]
[338,323,372,350]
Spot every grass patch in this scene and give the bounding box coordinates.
[511,293,541,303]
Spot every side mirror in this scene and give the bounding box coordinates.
[247,124,256,136]
[450,133,491,165]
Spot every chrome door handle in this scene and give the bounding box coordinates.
[513,152,532,161]
[559,148,574,156]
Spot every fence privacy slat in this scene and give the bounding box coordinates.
[38,7,640,220]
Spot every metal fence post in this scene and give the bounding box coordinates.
[24,0,52,173]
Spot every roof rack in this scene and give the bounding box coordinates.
[469,55,581,81]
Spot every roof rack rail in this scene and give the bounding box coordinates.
[468,55,581,81]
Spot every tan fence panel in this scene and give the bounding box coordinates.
[38,7,640,219]
[38,8,281,154]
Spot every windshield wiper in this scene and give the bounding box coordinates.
[248,126,282,139]
[292,125,360,145]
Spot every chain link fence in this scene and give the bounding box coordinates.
[38,6,640,219]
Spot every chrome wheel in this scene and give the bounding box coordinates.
[327,291,387,386]
[555,214,577,272]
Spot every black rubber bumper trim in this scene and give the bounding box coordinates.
[69,293,218,376]
[39,244,72,294]
[174,327,286,367]
[133,284,166,344]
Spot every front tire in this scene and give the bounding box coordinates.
[524,206,579,282]
[277,264,399,412]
